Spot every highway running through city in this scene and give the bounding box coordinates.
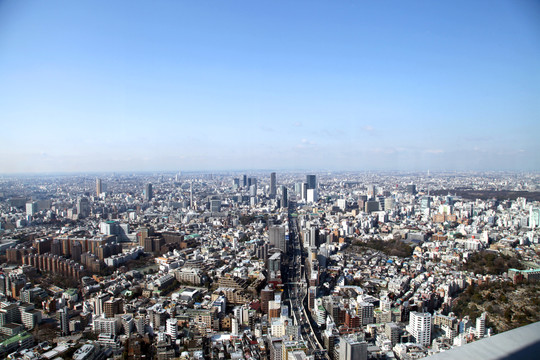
[286,203,329,360]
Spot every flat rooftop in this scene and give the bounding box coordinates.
[425,321,540,360]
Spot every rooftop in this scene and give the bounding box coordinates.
[425,321,540,360]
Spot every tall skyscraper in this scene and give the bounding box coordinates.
[270,172,277,199]
[144,183,153,202]
[96,178,102,196]
[248,177,257,188]
[280,185,288,208]
[190,182,194,208]
[301,182,308,201]
[77,197,91,218]
[306,174,317,190]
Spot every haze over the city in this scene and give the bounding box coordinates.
[1,0,539,173]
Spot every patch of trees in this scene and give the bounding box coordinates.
[431,189,540,201]
[352,239,414,258]
[239,215,256,225]
[452,281,540,333]
[461,251,523,275]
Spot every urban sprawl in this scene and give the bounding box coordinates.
[0,171,539,360]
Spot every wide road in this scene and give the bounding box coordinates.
[286,202,329,360]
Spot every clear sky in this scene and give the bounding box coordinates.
[1,0,539,173]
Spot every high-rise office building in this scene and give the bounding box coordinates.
[210,199,221,213]
[248,177,257,189]
[26,202,38,216]
[281,186,288,208]
[307,189,318,203]
[144,183,153,202]
[250,184,257,197]
[306,174,317,190]
[242,175,247,187]
[301,183,308,201]
[406,184,417,195]
[96,178,102,196]
[421,196,431,211]
[77,197,91,218]
[367,185,376,199]
[338,334,368,360]
[270,172,277,199]
[406,311,432,346]
[269,225,287,253]
[365,200,379,213]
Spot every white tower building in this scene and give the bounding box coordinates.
[406,312,432,346]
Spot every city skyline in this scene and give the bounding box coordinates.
[1,0,539,173]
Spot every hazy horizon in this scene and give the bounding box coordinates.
[1,0,539,173]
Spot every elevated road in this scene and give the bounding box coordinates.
[286,202,329,360]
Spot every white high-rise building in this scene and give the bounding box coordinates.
[26,202,38,216]
[232,318,239,336]
[530,206,540,228]
[233,306,243,325]
[93,315,119,335]
[307,188,318,203]
[475,312,486,338]
[166,318,178,340]
[93,293,110,317]
[301,182,308,201]
[406,312,432,346]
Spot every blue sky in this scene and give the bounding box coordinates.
[1,0,539,173]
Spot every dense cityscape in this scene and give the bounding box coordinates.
[0,171,538,359]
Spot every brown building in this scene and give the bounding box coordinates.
[104,298,124,318]
[33,238,52,254]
